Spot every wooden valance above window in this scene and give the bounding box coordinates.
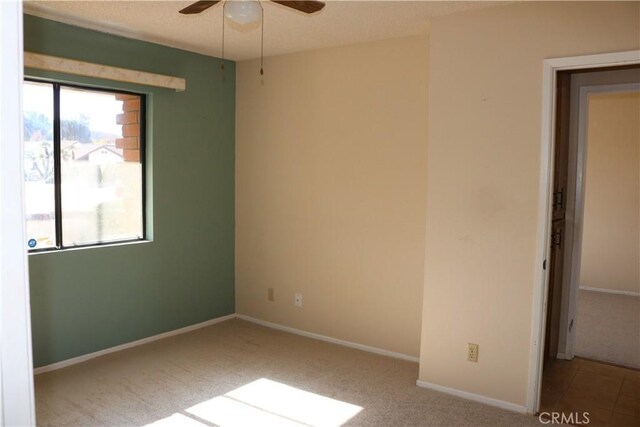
[24,52,186,92]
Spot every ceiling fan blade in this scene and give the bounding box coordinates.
[179,1,221,15]
[270,1,325,14]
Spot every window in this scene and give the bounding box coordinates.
[23,80,146,251]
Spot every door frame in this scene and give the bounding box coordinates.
[0,0,36,424]
[526,50,640,414]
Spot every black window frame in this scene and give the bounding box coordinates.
[25,78,147,253]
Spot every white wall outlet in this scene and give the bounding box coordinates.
[467,343,479,362]
[294,293,302,307]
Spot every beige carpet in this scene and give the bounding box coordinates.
[575,289,640,369]
[35,319,541,426]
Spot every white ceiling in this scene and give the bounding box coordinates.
[24,1,503,61]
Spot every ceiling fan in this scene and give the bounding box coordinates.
[179,0,326,16]
[179,1,325,75]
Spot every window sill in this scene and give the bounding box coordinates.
[28,238,152,255]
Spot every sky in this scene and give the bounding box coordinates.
[23,81,123,135]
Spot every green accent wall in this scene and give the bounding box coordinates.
[24,15,235,368]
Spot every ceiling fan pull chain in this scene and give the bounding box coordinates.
[221,1,226,73]
[260,1,264,76]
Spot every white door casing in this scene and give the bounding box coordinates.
[0,0,37,425]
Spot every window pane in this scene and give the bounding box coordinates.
[60,87,143,246]
[23,81,56,250]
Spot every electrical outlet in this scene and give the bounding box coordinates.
[467,343,479,362]
[267,288,274,302]
[294,293,302,307]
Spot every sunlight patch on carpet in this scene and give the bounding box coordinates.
[146,378,363,426]
[144,413,209,426]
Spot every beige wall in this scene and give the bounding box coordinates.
[236,35,429,357]
[581,92,640,294]
[419,1,639,407]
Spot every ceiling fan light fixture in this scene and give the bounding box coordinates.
[224,0,262,25]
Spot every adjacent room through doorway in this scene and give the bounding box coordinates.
[540,64,640,424]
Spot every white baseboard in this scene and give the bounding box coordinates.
[34,313,419,375]
[580,286,640,297]
[416,380,527,414]
[236,314,419,363]
[33,313,236,375]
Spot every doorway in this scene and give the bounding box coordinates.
[527,51,640,415]
[538,64,640,422]
[546,66,640,366]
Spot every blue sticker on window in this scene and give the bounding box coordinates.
[28,239,37,248]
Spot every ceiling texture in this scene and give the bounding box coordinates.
[24,1,502,61]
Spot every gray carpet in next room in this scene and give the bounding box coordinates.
[575,289,640,369]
